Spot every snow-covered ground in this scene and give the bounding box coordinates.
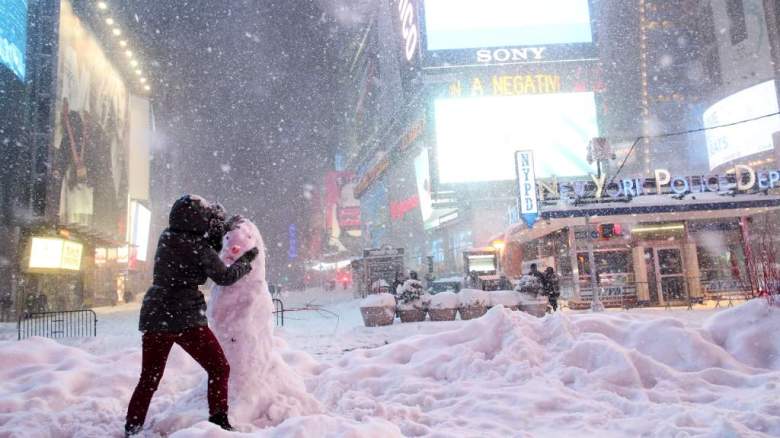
[2,290,780,437]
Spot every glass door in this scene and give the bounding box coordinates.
[655,247,686,302]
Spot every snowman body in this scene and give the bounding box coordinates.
[206,219,320,427]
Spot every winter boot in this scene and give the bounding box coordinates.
[124,423,142,437]
[209,413,234,431]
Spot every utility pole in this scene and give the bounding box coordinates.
[585,216,604,312]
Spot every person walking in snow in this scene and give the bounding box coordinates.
[544,267,561,312]
[124,195,258,437]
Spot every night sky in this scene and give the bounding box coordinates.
[124,0,361,280]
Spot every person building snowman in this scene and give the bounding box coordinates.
[125,195,258,436]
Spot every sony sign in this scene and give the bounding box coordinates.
[476,47,546,64]
[398,0,418,62]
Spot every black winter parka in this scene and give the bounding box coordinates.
[138,195,255,332]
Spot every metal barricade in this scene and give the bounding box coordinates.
[273,298,284,327]
[18,309,98,340]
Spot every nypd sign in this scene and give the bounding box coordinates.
[515,150,539,226]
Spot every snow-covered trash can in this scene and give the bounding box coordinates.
[360,293,396,327]
[490,290,522,311]
[458,289,490,320]
[428,291,459,321]
[518,292,548,317]
[396,279,427,323]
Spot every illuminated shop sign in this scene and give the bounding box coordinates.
[421,0,596,68]
[516,151,539,225]
[397,0,420,62]
[538,165,780,201]
[448,74,563,97]
[29,237,83,271]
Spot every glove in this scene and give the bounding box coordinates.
[206,219,227,252]
[237,247,259,263]
[207,202,226,222]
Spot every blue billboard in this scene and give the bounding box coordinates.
[421,0,596,67]
[0,0,27,80]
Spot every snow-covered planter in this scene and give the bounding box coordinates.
[490,290,522,311]
[515,275,543,296]
[428,292,459,321]
[518,292,548,317]
[458,289,490,320]
[360,293,396,327]
[396,279,427,323]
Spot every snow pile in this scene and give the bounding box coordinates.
[169,414,403,438]
[4,296,780,437]
[458,288,490,307]
[704,298,780,369]
[156,219,321,431]
[360,293,395,308]
[310,302,780,436]
[0,337,143,437]
[429,291,459,309]
[489,290,522,307]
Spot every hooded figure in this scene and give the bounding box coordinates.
[126,195,258,436]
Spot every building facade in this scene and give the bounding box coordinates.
[0,0,154,319]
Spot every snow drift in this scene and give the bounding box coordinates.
[2,300,780,437]
[311,302,780,437]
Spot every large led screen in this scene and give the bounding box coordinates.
[423,0,593,51]
[704,80,780,170]
[434,92,598,184]
[0,0,27,80]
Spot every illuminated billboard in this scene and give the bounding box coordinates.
[52,0,130,239]
[433,91,598,184]
[130,201,151,262]
[0,0,27,80]
[704,80,780,170]
[29,237,83,271]
[421,0,596,67]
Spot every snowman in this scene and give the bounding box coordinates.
[151,217,320,434]
[206,217,322,428]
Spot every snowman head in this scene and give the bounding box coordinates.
[220,217,266,282]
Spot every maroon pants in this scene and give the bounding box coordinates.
[126,326,230,427]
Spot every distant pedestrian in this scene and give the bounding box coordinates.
[529,264,547,290]
[544,267,561,312]
[391,272,404,295]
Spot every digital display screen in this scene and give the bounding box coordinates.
[130,202,152,262]
[434,92,598,184]
[0,0,27,80]
[423,0,592,51]
[704,80,780,170]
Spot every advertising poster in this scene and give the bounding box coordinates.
[324,171,361,252]
[0,0,27,80]
[51,0,129,239]
[704,80,780,170]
